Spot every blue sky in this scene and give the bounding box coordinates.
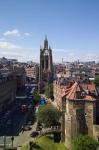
[0,0,99,62]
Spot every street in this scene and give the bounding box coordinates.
[0,86,36,147]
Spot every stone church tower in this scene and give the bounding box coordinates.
[39,36,53,93]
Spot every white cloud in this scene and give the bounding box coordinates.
[53,49,99,63]
[0,41,20,49]
[0,48,39,62]
[0,43,99,63]
[3,29,31,37]
[3,29,20,37]
[24,32,31,36]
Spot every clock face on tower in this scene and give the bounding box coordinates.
[44,49,49,56]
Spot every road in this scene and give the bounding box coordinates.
[0,86,36,147]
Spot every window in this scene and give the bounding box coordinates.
[42,60,44,69]
[76,109,84,120]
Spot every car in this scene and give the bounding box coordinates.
[23,126,32,131]
[36,126,42,131]
[30,131,39,137]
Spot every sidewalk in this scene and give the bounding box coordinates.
[13,122,37,148]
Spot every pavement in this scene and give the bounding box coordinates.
[13,121,37,147]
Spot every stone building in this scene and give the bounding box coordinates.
[0,68,17,112]
[53,77,73,110]
[14,65,26,89]
[39,37,53,93]
[25,64,39,83]
[54,80,99,149]
[0,64,27,112]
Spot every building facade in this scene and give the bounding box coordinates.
[54,80,99,149]
[0,69,17,112]
[14,66,26,89]
[25,64,39,83]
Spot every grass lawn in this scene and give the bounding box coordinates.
[21,136,68,150]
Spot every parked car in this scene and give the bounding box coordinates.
[30,131,39,137]
[23,125,32,131]
[36,126,42,131]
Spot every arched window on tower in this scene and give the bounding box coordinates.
[42,60,44,69]
[45,55,48,70]
[44,50,49,70]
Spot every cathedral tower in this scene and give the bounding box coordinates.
[39,36,53,93]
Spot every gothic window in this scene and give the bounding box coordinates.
[42,60,44,69]
[46,56,48,69]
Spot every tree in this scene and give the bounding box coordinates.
[37,104,61,127]
[33,91,40,105]
[94,76,99,86]
[72,134,99,150]
[45,83,53,99]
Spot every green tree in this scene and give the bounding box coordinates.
[33,91,40,105]
[45,83,53,99]
[37,104,61,127]
[94,76,99,86]
[72,135,99,150]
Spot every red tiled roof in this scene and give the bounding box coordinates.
[65,82,96,101]
[66,82,79,100]
[84,95,94,101]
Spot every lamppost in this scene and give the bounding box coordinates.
[11,136,14,148]
[3,136,6,150]
[3,123,7,150]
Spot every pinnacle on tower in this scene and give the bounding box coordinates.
[44,35,48,49]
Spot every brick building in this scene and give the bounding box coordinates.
[25,64,39,83]
[54,79,99,149]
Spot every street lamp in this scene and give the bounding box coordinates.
[3,123,7,150]
[3,136,6,150]
[11,136,14,148]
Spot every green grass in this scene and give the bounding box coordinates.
[21,136,68,150]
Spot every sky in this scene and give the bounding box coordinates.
[0,0,99,62]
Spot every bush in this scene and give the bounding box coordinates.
[72,134,99,150]
[33,91,40,105]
